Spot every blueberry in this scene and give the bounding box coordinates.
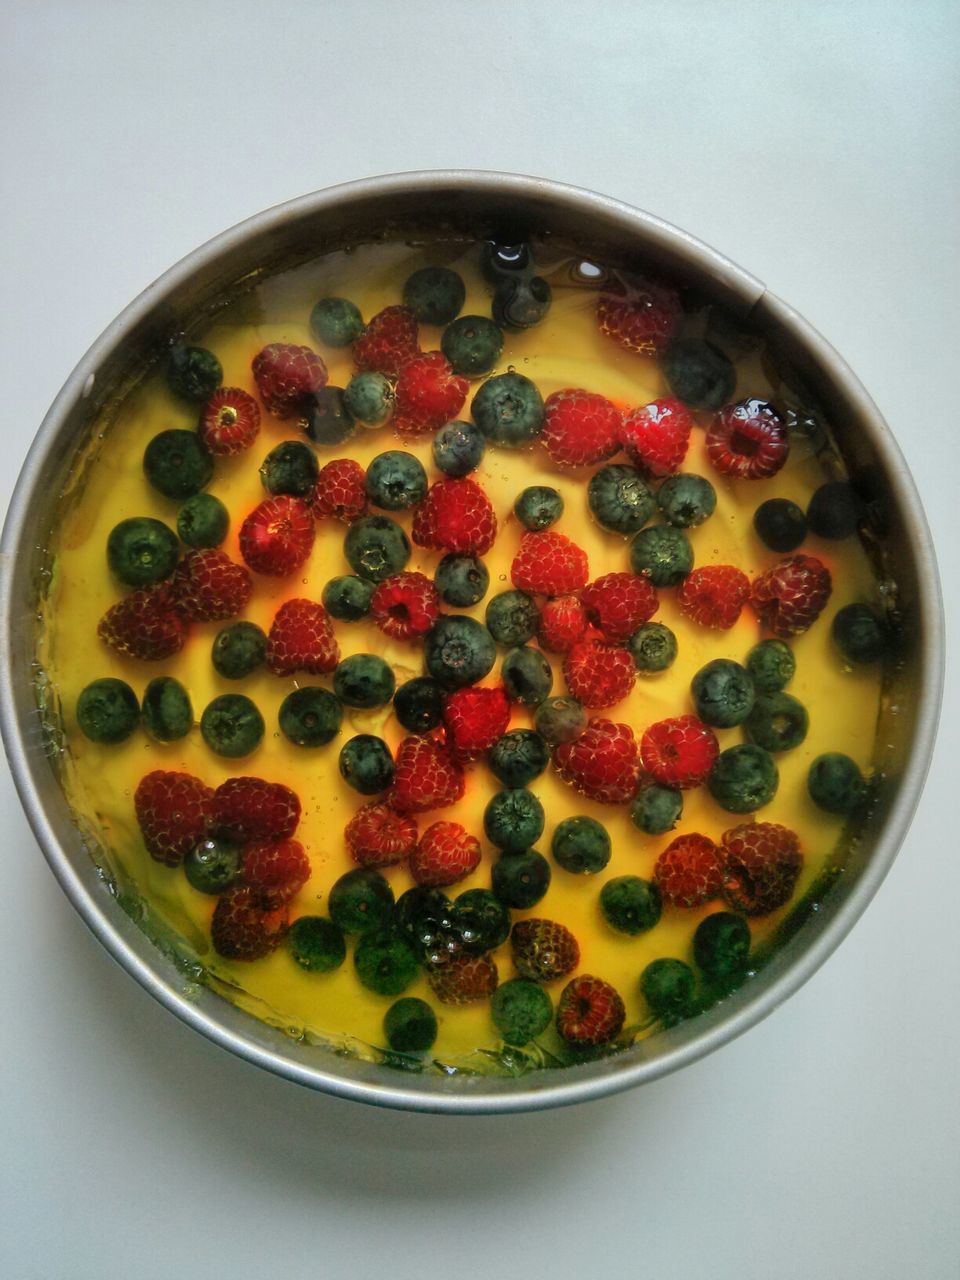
[628,621,678,673]
[471,371,544,447]
[629,525,694,586]
[432,419,486,476]
[344,371,394,428]
[211,621,267,679]
[403,266,466,325]
[434,554,489,607]
[708,744,778,813]
[491,275,552,330]
[383,997,438,1053]
[808,752,868,815]
[76,678,139,744]
[514,485,563,531]
[288,916,347,972]
[491,850,551,909]
[303,387,355,446]
[106,517,179,587]
[278,687,342,747]
[629,782,682,836]
[832,603,888,664]
[177,493,229,548]
[393,676,445,734]
[691,658,756,728]
[588,464,655,535]
[551,816,611,875]
[501,646,553,706]
[354,930,419,997]
[662,337,736,410]
[143,429,213,499]
[424,615,496,689]
[600,876,662,936]
[746,639,795,693]
[484,789,544,853]
[441,315,503,376]
[693,912,751,982]
[485,589,539,646]
[452,888,511,953]
[166,345,222,402]
[656,473,716,528]
[480,241,531,282]
[328,868,395,934]
[705,305,762,360]
[745,692,809,752]
[333,654,396,709]
[534,695,587,744]
[338,734,395,794]
[322,574,375,621]
[200,694,264,758]
[344,515,411,582]
[309,296,364,348]
[259,440,319,497]
[807,481,863,539]
[489,729,550,788]
[393,887,458,966]
[640,957,696,1025]
[141,676,192,743]
[365,450,428,510]
[183,836,241,895]
[754,498,807,552]
[491,979,553,1046]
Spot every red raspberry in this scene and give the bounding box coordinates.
[370,571,441,641]
[538,595,589,653]
[251,342,327,418]
[241,837,311,908]
[352,304,420,376]
[312,458,368,523]
[387,735,466,815]
[640,715,719,790]
[393,351,469,436]
[720,821,804,916]
[654,832,723,907]
[134,770,213,867]
[620,397,693,477]
[265,598,339,675]
[199,387,261,455]
[98,585,187,661]
[564,639,636,709]
[212,777,301,842]
[541,388,621,468]
[510,919,580,983]
[412,477,497,556]
[556,974,626,1046]
[239,495,315,577]
[707,398,789,479]
[511,531,589,597]
[750,554,832,637]
[345,802,418,869]
[169,549,252,622]
[409,821,482,888]
[442,686,511,759]
[596,275,683,356]
[553,718,642,805]
[211,886,288,961]
[677,564,750,630]
[428,953,498,1006]
[581,572,659,642]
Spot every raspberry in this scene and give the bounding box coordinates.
[387,735,466,814]
[251,342,327,418]
[596,275,683,356]
[553,718,642,805]
[427,953,498,1006]
[707,398,789,479]
[640,715,719,789]
[211,886,288,961]
[511,531,589,597]
[412,477,497,556]
[241,838,311,908]
[312,458,368,523]
[720,821,804,916]
[556,974,626,1046]
[538,595,589,653]
[98,585,187,661]
[750,554,832,637]
[563,640,636,709]
[581,572,659,642]
[212,777,301,842]
[676,564,750,630]
[393,351,469,436]
[369,571,441,641]
[510,919,580,983]
[409,821,482,888]
[541,388,621,468]
[199,387,261,455]
[619,398,693,477]
[169,549,252,622]
[654,832,723,907]
[134,770,213,867]
[352,304,420,376]
[239,495,316,576]
[442,686,511,759]
[265,598,339,675]
[345,802,418,868]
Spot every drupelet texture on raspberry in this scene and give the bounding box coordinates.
[98,585,187,661]
[239,495,316,576]
[252,343,327,418]
[541,388,621,468]
[265,598,339,675]
[553,718,642,804]
[345,802,418,868]
[393,351,469,436]
[619,398,693,477]
[312,458,368,523]
[640,715,719,789]
[352,305,420,376]
[654,832,723,907]
[134,770,213,867]
[412,477,497,556]
[442,686,511,759]
[511,531,589,597]
[563,639,636,709]
[212,777,302,842]
[409,821,482,888]
[370,571,441,641]
[750,555,832,637]
[170,549,253,622]
[387,735,466,814]
[581,572,659,642]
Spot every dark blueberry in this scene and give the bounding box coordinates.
[177,493,229,548]
[403,266,466,325]
[344,515,411,582]
[551,816,611,875]
[329,868,395,935]
[480,241,531,282]
[278,686,342,747]
[629,782,682,836]
[106,517,179,587]
[141,676,192,743]
[746,639,795,693]
[434,554,489,607]
[628,621,677,674]
[302,387,355,446]
[200,694,264,758]
[640,957,697,1025]
[662,337,736,410]
[338,734,395,794]
[393,676,445,734]
[485,589,539,646]
[491,978,553,1046]
[491,275,552,330]
[211,621,267,679]
[832,603,888,664]
[807,752,868,815]
[453,888,511,954]
[484,789,544,853]
[365,450,428,510]
[656,473,717,528]
[705,305,762,360]
[76,678,139,744]
[501,646,553,706]
[491,850,551,909]
[488,729,550,788]
[259,440,319,497]
[471,371,544,447]
[424,615,496,690]
[432,419,486,477]
[629,525,694,587]
[393,887,459,966]
[166,345,222,402]
[143,429,213,499]
[745,692,809,752]
[322,574,375,621]
[333,654,396,709]
[588,464,655,535]
[354,929,419,996]
[691,658,756,729]
[383,997,438,1053]
[534,695,587,744]
[288,916,347,973]
[708,744,779,813]
[441,315,503,376]
[514,485,563,531]
[807,481,863,539]
[183,836,241,895]
[693,912,751,981]
[754,498,807,552]
[343,371,394,428]
[600,876,662,936]
[309,296,364,348]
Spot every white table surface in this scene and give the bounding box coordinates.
[1,3,958,1277]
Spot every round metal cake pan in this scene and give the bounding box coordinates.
[0,171,944,1112]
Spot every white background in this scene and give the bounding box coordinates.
[1,3,958,1277]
